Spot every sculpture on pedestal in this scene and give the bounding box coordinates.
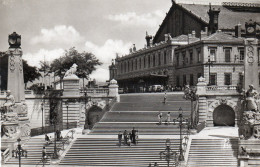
[64,63,78,78]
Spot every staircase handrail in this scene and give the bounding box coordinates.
[2,148,10,163]
[56,129,75,153]
[95,97,117,124]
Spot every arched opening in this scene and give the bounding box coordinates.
[213,104,235,126]
[85,105,102,129]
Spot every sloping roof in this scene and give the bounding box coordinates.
[202,31,244,42]
[180,3,260,30]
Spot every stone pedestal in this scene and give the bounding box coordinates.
[62,74,80,128]
[108,79,120,102]
[196,77,207,124]
[63,75,80,96]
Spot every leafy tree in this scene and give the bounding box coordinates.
[0,52,41,90]
[50,47,102,84]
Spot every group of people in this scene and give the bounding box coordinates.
[118,128,138,146]
[45,130,62,145]
[158,111,171,125]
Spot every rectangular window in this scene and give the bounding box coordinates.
[153,54,156,67]
[176,76,180,87]
[190,74,194,86]
[197,48,201,63]
[164,51,167,64]
[183,75,186,86]
[238,48,244,62]
[225,48,231,62]
[158,53,161,66]
[239,72,243,85]
[224,73,232,85]
[190,51,193,64]
[209,48,216,62]
[176,54,179,67]
[148,55,150,68]
[182,52,186,66]
[209,73,217,85]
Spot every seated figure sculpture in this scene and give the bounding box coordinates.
[245,84,258,111]
[3,90,15,113]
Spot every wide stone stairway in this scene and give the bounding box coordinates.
[187,138,239,167]
[60,138,180,166]
[91,93,191,135]
[5,137,51,166]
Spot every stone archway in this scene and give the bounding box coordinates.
[213,104,235,126]
[85,104,103,129]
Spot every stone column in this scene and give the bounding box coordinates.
[62,74,80,128]
[196,77,208,124]
[108,79,120,102]
[244,38,259,91]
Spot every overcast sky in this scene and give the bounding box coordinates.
[1,0,259,82]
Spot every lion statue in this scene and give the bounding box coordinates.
[64,63,78,77]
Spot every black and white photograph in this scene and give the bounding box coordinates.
[1,0,260,166]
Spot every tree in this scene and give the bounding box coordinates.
[0,52,41,90]
[50,47,102,86]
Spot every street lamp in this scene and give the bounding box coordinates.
[207,55,213,85]
[173,107,189,161]
[12,138,27,167]
[65,100,69,129]
[159,139,178,167]
[41,102,44,134]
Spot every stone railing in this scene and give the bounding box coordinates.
[206,86,237,93]
[80,88,109,96]
[1,148,10,163]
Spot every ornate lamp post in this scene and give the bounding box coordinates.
[65,101,69,129]
[207,55,213,85]
[173,107,189,161]
[41,102,44,134]
[12,138,27,167]
[159,139,178,167]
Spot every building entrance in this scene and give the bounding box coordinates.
[213,104,235,126]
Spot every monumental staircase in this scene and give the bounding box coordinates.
[91,93,191,135]
[60,138,180,166]
[187,138,239,167]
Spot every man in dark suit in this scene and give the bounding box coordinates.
[118,131,122,146]
[132,127,137,144]
[123,130,127,145]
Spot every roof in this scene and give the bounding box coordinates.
[179,3,260,30]
[201,31,244,42]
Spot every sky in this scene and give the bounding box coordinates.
[1,0,259,82]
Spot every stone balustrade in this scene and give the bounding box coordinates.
[206,85,237,92]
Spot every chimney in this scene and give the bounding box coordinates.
[208,3,220,34]
[235,24,241,38]
[164,34,169,42]
[200,27,208,39]
[192,30,196,38]
[133,44,136,52]
[145,31,153,47]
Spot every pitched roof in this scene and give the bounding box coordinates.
[202,31,244,43]
[180,3,260,30]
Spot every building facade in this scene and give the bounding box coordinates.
[109,1,260,92]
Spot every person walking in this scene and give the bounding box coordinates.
[132,127,136,144]
[45,134,50,145]
[127,133,131,147]
[166,112,171,125]
[123,130,127,145]
[42,146,47,159]
[154,162,159,167]
[118,131,122,147]
[158,111,162,125]
[163,93,167,104]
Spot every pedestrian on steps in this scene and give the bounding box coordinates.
[158,111,162,125]
[132,127,136,144]
[166,112,171,125]
[154,162,159,166]
[118,131,122,147]
[42,146,47,160]
[123,130,127,145]
[45,134,50,145]
[163,93,167,104]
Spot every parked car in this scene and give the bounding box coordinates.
[118,88,124,94]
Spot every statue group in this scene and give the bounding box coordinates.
[240,84,260,139]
